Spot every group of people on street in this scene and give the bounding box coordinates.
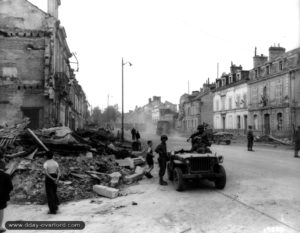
[131,128,140,141]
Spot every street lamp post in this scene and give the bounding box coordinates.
[121,58,132,142]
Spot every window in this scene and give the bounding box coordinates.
[266,65,270,75]
[279,61,283,71]
[253,114,258,130]
[255,69,258,78]
[262,86,267,106]
[277,113,283,130]
[216,100,219,111]
[221,96,226,110]
[242,93,247,107]
[187,107,191,116]
[237,115,241,129]
[236,95,241,108]
[229,97,232,110]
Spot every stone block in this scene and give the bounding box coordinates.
[124,173,144,184]
[93,185,119,199]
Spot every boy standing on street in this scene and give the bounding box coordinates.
[0,160,13,233]
[155,135,169,186]
[247,126,254,151]
[145,140,154,178]
[43,151,60,214]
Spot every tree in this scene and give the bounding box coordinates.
[102,106,120,123]
[91,106,102,126]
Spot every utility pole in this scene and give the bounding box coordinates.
[217,62,219,79]
[121,58,124,142]
[121,58,132,142]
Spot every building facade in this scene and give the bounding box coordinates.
[179,81,215,134]
[0,0,88,129]
[248,46,300,138]
[213,64,249,134]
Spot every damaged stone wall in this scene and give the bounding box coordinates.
[0,35,48,127]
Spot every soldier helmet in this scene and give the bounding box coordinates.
[197,125,204,130]
[161,135,168,141]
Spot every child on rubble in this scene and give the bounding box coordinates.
[145,140,154,178]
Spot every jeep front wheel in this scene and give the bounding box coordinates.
[167,162,173,181]
[173,167,184,191]
[215,165,226,189]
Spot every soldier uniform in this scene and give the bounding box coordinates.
[155,135,168,186]
[247,126,254,151]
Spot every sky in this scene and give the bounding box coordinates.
[29,0,300,112]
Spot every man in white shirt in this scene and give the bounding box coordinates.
[43,151,60,214]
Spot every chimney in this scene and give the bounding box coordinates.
[148,98,151,104]
[269,45,285,62]
[253,51,268,68]
[48,0,61,19]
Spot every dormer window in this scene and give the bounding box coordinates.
[255,69,258,78]
[266,65,270,75]
[279,61,283,71]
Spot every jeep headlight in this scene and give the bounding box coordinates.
[185,159,190,164]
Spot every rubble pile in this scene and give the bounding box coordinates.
[0,119,146,204]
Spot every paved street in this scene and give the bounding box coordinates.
[4,134,300,233]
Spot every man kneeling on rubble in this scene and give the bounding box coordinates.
[187,125,211,153]
[44,151,61,214]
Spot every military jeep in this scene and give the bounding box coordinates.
[167,150,226,191]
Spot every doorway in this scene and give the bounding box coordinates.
[22,108,42,129]
[264,114,270,135]
[244,115,248,134]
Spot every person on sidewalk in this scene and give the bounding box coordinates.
[136,131,141,141]
[155,135,169,186]
[131,128,136,141]
[0,160,13,233]
[145,140,154,179]
[43,151,61,214]
[247,126,254,151]
[294,126,300,158]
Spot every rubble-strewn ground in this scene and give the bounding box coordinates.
[1,123,146,205]
[4,133,300,233]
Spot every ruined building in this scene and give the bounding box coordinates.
[0,0,89,129]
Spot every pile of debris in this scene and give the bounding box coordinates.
[0,119,147,204]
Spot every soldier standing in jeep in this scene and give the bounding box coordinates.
[155,135,169,186]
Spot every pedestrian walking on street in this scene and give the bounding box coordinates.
[247,126,254,151]
[43,151,61,214]
[155,135,169,186]
[136,131,141,141]
[145,140,154,179]
[294,126,300,158]
[0,160,13,233]
[131,128,136,141]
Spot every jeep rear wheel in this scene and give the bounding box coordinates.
[173,167,184,191]
[167,162,173,181]
[215,165,226,189]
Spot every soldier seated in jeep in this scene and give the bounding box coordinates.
[187,125,211,153]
